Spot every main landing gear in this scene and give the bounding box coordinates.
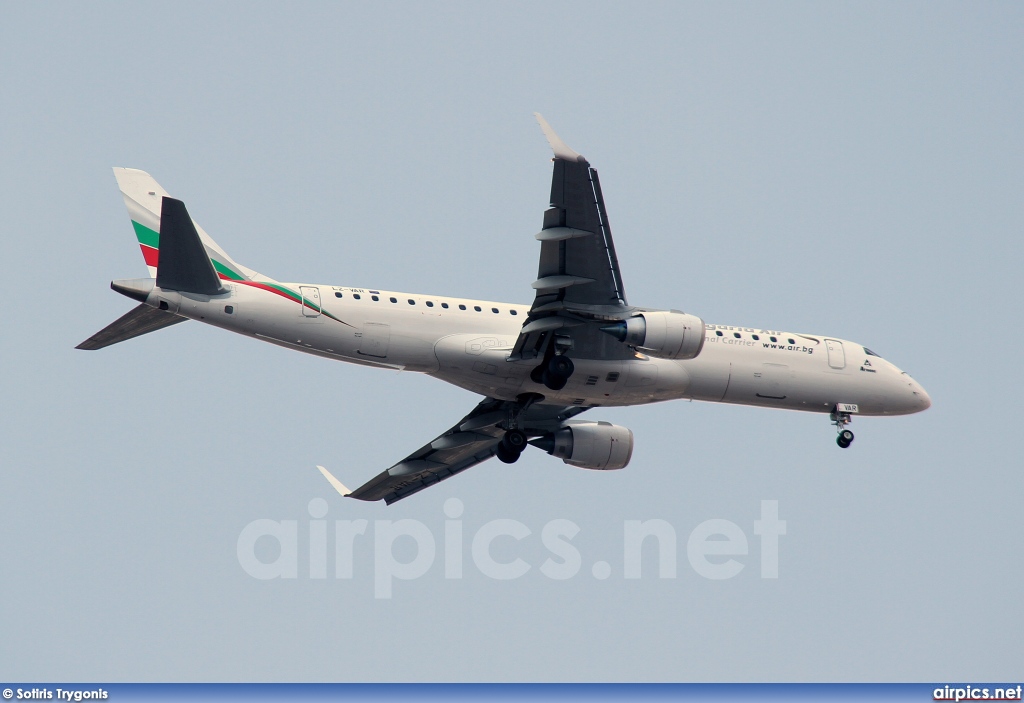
[831,407,855,449]
[530,350,575,391]
[495,393,544,464]
[496,429,528,464]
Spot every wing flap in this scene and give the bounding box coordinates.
[347,437,501,504]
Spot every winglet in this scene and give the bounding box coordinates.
[534,113,586,163]
[316,465,352,497]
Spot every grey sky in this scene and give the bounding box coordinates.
[1,1,1021,681]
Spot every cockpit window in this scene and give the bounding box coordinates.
[864,348,879,357]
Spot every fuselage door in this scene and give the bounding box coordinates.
[358,322,390,358]
[299,286,321,317]
[755,363,789,400]
[825,339,846,369]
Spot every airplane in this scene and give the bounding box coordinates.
[77,114,931,505]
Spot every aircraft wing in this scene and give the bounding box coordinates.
[510,114,637,362]
[347,397,586,504]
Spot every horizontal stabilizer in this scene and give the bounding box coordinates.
[156,197,225,295]
[76,304,187,350]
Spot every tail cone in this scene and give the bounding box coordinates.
[600,322,628,342]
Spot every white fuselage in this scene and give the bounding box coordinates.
[152,281,931,417]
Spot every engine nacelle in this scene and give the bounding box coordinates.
[615,310,705,360]
[539,420,634,470]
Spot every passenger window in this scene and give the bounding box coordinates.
[353,294,361,300]
[426,301,434,307]
[733,332,741,338]
[474,306,482,312]
[770,336,777,342]
[492,308,499,313]
[390,297,397,303]
[371,295,379,301]
[408,299,415,305]
[788,338,795,344]
[459,304,467,310]
[752,334,759,340]
[441,302,449,309]
[334,292,343,298]
[510,310,518,316]
[716,331,723,337]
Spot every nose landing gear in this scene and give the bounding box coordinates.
[831,406,855,448]
[837,429,854,448]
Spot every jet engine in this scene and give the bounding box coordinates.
[601,310,705,360]
[530,420,634,470]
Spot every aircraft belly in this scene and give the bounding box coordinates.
[385,331,441,372]
[724,361,797,407]
[432,333,529,399]
[356,322,390,358]
[680,355,732,402]
[431,336,694,406]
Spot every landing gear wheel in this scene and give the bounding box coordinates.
[547,355,574,378]
[496,442,520,464]
[830,406,855,449]
[542,369,568,391]
[502,429,528,454]
[530,365,546,385]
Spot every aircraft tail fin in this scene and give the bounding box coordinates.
[75,303,187,350]
[113,168,270,283]
[155,197,225,295]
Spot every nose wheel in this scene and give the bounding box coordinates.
[836,429,855,448]
[831,407,855,449]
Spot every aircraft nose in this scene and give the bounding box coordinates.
[891,367,931,414]
[916,384,932,411]
[904,375,931,412]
